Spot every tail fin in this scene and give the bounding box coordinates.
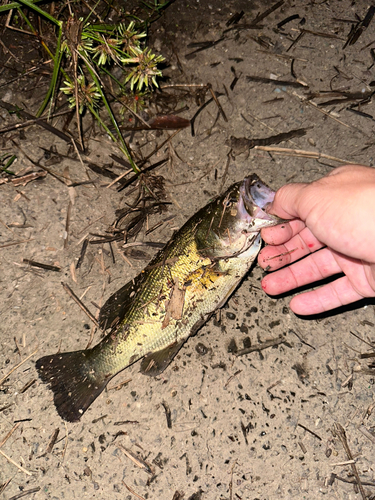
[36,351,109,422]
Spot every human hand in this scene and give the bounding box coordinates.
[258,165,375,315]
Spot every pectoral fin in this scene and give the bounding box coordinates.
[140,339,185,377]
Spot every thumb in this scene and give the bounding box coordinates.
[268,182,309,220]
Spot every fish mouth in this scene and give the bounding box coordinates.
[240,174,286,231]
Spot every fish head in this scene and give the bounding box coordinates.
[196,174,285,259]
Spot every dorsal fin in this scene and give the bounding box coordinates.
[99,277,141,330]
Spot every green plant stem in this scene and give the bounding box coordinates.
[0,0,43,13]
[37,26,64,117]
[79,50,140,174]
[9,0,62,25]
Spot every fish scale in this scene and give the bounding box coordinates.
[36,174,283,422]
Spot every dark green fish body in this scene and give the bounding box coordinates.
[36,174,282,422]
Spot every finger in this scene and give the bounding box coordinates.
[289,275,371,315]
[261,219,306,245]
[260,247,342,295]
[258,226,325,271]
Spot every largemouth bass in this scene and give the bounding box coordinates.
[36,174,282,422]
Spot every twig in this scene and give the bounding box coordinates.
[333,422,367,500]
[0,348,38,386]
[8,487,41,500]
[45,428,60,454]
[61,282,99,327]
[0,239,33,249]
[358,425,375,444]
[0,109,72,134]
[106,168,134,189]
[63,201,72,249]
[0,99,79,149]
[62,421,68,462]
[298,423,322,441]
[253,145,351,164]
[161,401,172,429]
[331,459,356,466]
[291,90,357,131]
[229,459,237,500]
[208,83,228,122]
[122,482,146,500]
[23,259,61,272]
[350,330,375,349]
[235,336,285,356]
[252,0,284,24]
[0,478,12,495]
[224,370,242,388]
[0,423,20,448]
[119,445,154,474]
[107,378,132,391]
[0,449,32,476]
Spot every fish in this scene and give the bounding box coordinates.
[36,174,283,422]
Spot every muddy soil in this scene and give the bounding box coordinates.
[1,1,375,499]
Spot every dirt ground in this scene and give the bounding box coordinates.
[1,1,375,499]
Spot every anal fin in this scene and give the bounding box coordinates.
[140,340,185,377]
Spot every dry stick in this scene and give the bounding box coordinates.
[142,129,182,163]
[62,422,68,462]
[358,425,375,445]
[298,423,322,441]
[106,167,134,189]
[63,201,72,249]
[208,84,228,122]
[71,137,85,170]
[61,282,99,328]
[0,99,78,148]
[0,423,20,448]
[0,478,12,495]
[256,49,307,62]
[118,445,154,474]
[8,488,41,500]
[122,482,146,500]
[11,141,67,185]
[331,460,356,466]
[219,153,231,194]
[350,330,375,350]
[23,259,61,272]
[333,423,367,500]
[0,239,33,249]
[252,0,284,24]
[290,90,358,132]
[161,401,172,429]
[0,59,51,86]
[0,449,32,476]
[229,459,237,500]
[0,109,73,134]
[235,336,285,357]
[19,378,36,393]
[107,377,132,391]
[224,370,242,388]
[108,130,180,189]
[333,475,375,488]
[253,145,351,164]
[45,428,60,454]
[0,348,38,387]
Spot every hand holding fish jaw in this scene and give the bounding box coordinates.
[258,165,375,315]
